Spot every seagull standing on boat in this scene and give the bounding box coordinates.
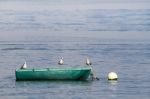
[85,57,92,66]
[20,61,27,69]
[58,57,64,65]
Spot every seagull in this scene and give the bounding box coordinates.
[85,57,92,66]
[20,61,27,69]
[58,57,64,65]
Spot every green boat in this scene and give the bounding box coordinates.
[15,67,92,81]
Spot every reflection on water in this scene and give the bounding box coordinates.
[15,80,93,88]
[108,80,118,86]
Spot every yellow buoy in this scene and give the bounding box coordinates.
[108,72,118,80]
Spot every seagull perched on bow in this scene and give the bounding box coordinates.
[85,57,92,66]
[20,61,27,69]
[58,57,64,65]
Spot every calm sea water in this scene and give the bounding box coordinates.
[1,40,150,99]
[0,0,150,99]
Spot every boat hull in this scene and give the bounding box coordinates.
[15,67,92,81]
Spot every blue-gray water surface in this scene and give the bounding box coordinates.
[0,0,150,99]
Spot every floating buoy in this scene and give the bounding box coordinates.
[108,72,118,80]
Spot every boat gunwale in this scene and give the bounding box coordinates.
[15,67,92,72]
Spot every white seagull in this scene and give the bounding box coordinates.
[20,61,27,69]
[85,57,92,66]
[58,57,64,65]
